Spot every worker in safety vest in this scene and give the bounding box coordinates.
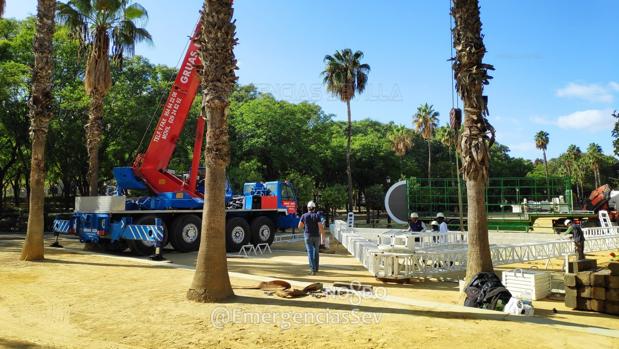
[407,212,426,232]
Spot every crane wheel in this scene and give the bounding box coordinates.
[170,214,202,252]
[226,217,251,252]
[250,216,275,246]
[128,215,168,256]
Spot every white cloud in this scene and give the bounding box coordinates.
[555,82,615,103]
[531,109,614,133]
[556,109,614,132]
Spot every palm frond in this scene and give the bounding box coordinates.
[123,2,148,23]
[321,48,370,102]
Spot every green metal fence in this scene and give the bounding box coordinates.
[406,176,574,219]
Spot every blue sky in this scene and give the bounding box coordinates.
[6,0,619,160]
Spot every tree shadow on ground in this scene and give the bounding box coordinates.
[225,293,619,334]
[0,338,45,349]
[40,258,174,270]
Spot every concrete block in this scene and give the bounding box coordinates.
[590,270,609,287]
[576,271,593,286]
[607,289,619,302]
[564,293,578,309]
[578,287,592,298]
[591,287,606,300]
[569,259,597,273]
[605,301,619,315]
[564,273,576,287]
[586,299,605,312]
[608,275,619,289]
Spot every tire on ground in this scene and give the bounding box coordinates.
[226,217,251,252]
[169,214,201,252]
[127,215,168,256]
[250,216,275,246]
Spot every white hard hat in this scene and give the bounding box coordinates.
[410,212,419,218]
[436,212,445,218]
[430,220,439,226]
[307,201,316,209]
[564,219,572,226]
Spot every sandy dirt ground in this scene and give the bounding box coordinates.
[1,235,618,349]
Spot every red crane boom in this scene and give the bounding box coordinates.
[132,23,205,198]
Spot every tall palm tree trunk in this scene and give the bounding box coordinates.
[346,99,353,212]
[399,155,403,178]
[20,0,56,261]
[187,0,236,303]
[452,0,494,282]
[187,110,234,302]
[86,94,104,196]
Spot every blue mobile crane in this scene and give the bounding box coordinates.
[52,23,300,256]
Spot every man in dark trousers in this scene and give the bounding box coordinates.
[564,219,586,260]
[298,201,325,275]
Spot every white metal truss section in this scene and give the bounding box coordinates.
[331,221,619,280]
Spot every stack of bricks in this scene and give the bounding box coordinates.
[564,260,619,315]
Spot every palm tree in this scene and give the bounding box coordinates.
[534,130,550,196]
[414,103,439,179]
[452,0,495,280]
[564,145,583,203]
[585,143,603,188]
[20,0,57,261]
[56,0,152,195]
[322,49,370,212]
[388,125,413,178]
[187,0,237,303]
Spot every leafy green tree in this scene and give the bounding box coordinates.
[20,0,57,261]
[56,0,152,195]
[0,18,35,207]
[585,143,603,188]
[414,103,439,179]
[284,171,315,209]
[320,184,347,223]
[562,145,584,202]
[322,48,370,212]
[388,125,413,178]
[364,184,384,225]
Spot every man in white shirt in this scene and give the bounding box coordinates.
[436,212,449,243]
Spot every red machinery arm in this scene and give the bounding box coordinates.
[133,23,204,198]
